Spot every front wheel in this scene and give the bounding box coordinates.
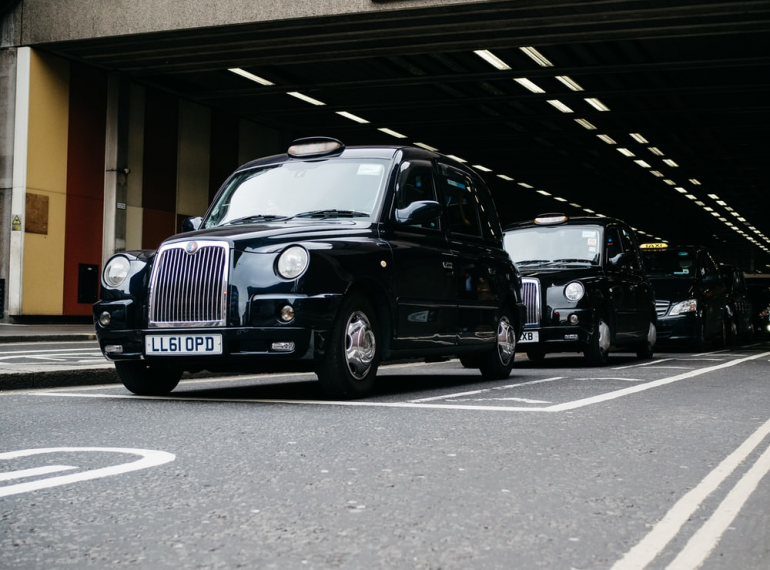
[115,361,182,395]
[479,310,516,380]
[635,321,657,359]
[584,317,611,366]
[316,292,380,399]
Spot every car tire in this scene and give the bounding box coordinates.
[316,292,379,399]
[478,309,516,380]
[115,361,182,396]
[635,320,656,359]
[584,316,611,366]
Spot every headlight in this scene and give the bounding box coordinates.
[276,246,309,279]
[103,256,131,288]
[669,298,697,315]
[564,281,585,302]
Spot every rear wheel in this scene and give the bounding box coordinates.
[635,320,657,359]
[115,361,182,396]
[479,310,516,380]
[584,317,611,366]
[316,292,379,399]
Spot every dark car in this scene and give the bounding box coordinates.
[94,137,526,398]
[502,214,657,365]
[720,264,754,343]
[745,273,770,337]
[640,243,728,349]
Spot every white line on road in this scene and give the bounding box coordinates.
[0,465,77,482]
[408,376,564,402]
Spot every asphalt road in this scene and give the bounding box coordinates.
[2,342,770,569]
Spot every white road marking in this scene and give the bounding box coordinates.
[573,377,645,383]
[409,376,564,402]
[613,358,676,370]
[0,465,77,482]
[610,416,770,570]
[0,347,99,357]
[0,447,175,498]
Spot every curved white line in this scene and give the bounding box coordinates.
[0,447,175,498]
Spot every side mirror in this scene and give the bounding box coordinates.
[395,200,442,225]
[608,252,630,267]
[182,217,203,232]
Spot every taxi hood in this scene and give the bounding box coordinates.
[518,266,601,286]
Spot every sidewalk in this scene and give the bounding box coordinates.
[0,323,117,391]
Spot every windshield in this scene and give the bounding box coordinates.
[642,249,696,278]
[503,225,602,266]
[204,158,390,228]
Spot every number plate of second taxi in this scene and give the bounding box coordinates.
[519,331,539,343]
[145,334,223,355]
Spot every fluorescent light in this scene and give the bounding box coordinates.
[546,100,573,113]
[675,187,687,193]
[703,206,713,211]
[474,49,511,70]
[574,118,596,130]
[520,46,553,67]
[650,170,664,177]
[336,111,369,124]
[287,91,325,106]
[584,98,610,111]
[690,179,702,185]
[716,200,727,206]
[569,203,582,208]
[711,212,720,217]
[228,68,275,86]
[663,179,676,186]
[695,201,705,206]
[597,134,616,144]
[497,174,514,181]
[555,76,584,91]
[414,142,438,151]
[378,127,407,139]
[554,197,568,202]
[663,159,679,167]
[584,208,595,213]
[537,190,552,196]
[685,194,696,200]
[446,155,467,163]
[473,164,492,172]
[514,78,546,93]
[518,182,534,188]
[648,147,664,156]
[634,160,651,168]
[730,211,741,217]
[630,133,648,143]
[708,194,720,200]
[617,148,635,157]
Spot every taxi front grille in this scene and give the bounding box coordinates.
[655,300,670,317]
[148,241,229,328]
[521,278,541,326]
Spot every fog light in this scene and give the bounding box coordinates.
[104,345,123,354]
[569,314,579,325]
[280,305,295,322]
[271,342,295,352]
[99,311,111,326]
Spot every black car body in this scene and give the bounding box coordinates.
[94,137,526,398]
[640,244,728,348]
[745,273,770,337]
[720,264,754,342]
[502,214,657,365]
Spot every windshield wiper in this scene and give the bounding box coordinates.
[225,214,288,225]
[544,258,594,265]
[515,259,550,266]
[291,209,369,219]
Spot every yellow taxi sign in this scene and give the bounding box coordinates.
[640,242,668,249]
[534,213,568,225]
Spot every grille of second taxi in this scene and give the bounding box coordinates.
[521,278,541,326]
[149,244,228,326]
[655,300,670,317]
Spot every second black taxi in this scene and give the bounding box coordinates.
[503,214,657,365]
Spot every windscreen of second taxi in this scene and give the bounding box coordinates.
[204,158,389,228]
[504,225,603,266]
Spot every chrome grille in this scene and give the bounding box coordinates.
[521,277,542,326]
[148,241,229,328]
[655,300,670,317]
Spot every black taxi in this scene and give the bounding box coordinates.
[94,137,526,398]
[502,214,657,365]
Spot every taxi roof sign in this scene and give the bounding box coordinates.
[640,242,668,249]
[534,213,569,225]
[288,137,344,158]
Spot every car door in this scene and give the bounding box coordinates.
[618,225,655,337]
[603,225,636,340]
[384,158,457,350]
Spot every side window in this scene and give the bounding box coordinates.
[605,227,623,265]
[437,164,482,238]
[395,160,439,230]
[699,251,718,277]
[619,227,643,273]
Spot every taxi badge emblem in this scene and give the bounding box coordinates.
[185,241,199,254]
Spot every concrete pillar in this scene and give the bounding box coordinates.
[102,73,130,264]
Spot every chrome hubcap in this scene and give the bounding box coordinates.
[597,319,611,353]
[647,322,657,346]
[344,310,376,380]
[497,316,515,366]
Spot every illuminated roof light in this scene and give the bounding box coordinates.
[555,76,584,91]
[663,179,676,186]
[738,217,746,222]
[690,179,702,185]
[569,203,582,208]
[730,211,741,217]
[584,208,595,213]
[228,68,275,86]
[537,190,552,196]
[554,197,568,202]
[634,160,651,168]
[663,159,679,167]
[574,118,597,130]
[708,194,720,200]
[648,147,664,156]
[718,217,727,222]
[514,78,546,93]
[630,133,649,143]
[546,100,574,113]
[336,111,369,123]
[497,174,514,181]
[725,207,734,212]
[518,182,534,188]
[378,128,407,139]
[473,164,492,172]
[703,206,713,211]
[716,200,727,206]
[585,98,610,111]
[674,187,687,193]
[414,142,439,151]
[685,194,697,200]
[725,222,735,227]
[446,155,467,163]
[695,201,705,206]
[650,171,664,177]
[597,134,616,144]
[287,91,326,106]
[617,148,635,157]
[711,212,720,217]
[474,49,511,70]
[520,46,554,67]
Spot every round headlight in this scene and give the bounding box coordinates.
[276,246,309,279]
[564,281,585,302]
[103,256,131,288]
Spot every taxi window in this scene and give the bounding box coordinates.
[396,161,439,230]
[438,165,482,238]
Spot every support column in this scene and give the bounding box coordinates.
[102,73,130,263]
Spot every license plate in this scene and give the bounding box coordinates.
[145,334,223,355]
[519,331,539,343]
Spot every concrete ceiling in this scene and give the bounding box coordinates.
[34,0,770,269]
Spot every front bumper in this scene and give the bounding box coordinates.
[518,307,595,353]
[656,312,699,342]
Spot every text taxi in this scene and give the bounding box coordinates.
[94,137,526,398]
